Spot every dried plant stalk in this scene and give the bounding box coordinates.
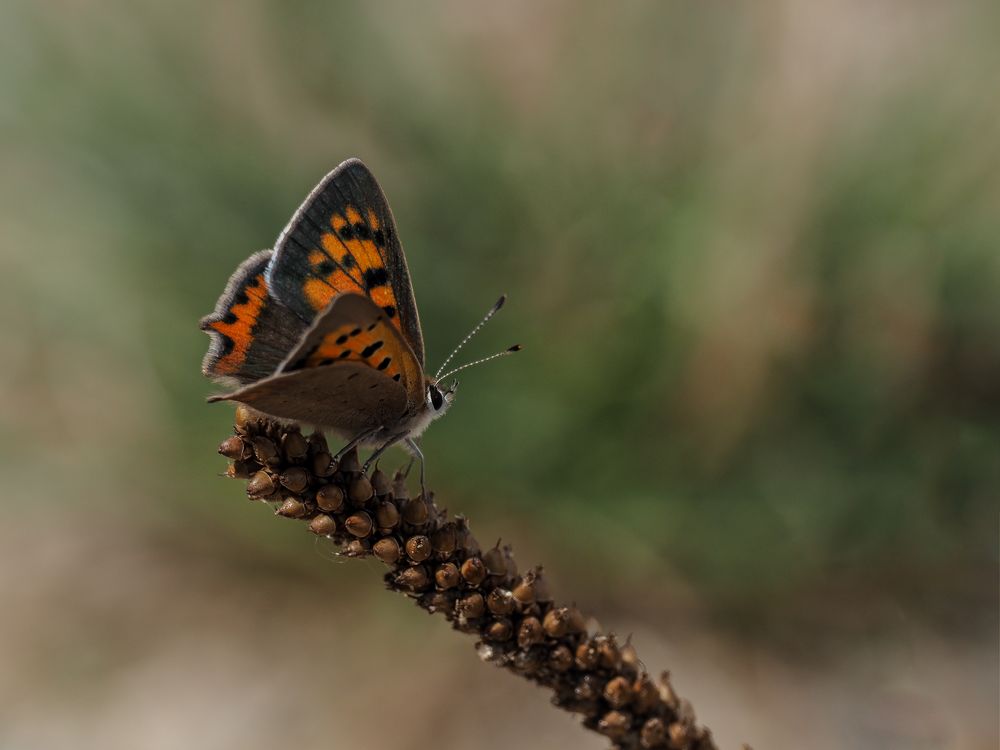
[219,406,719,750]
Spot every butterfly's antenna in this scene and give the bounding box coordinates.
[437,345,522,382]
[435,294,508,380]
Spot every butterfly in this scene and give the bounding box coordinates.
[200,158,519,491]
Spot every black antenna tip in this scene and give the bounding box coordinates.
[507,344,523,352]
[492,294,507,313]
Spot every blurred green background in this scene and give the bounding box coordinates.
[1,1,997,748]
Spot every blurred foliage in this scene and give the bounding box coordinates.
[1,0,997,629]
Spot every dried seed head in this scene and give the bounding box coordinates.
[275,497,306,519]
[598,710,631,741]
[574,674,601,704]
[401,496,429,525]
[430,523,457,555]
[281,431,309,463]
[531,568,552,603]
[549,644,574,673]
[456,592,485,619]
[597,636,622,669]
[315,484,345,513]
[246,470,276,499]
[512,576,537,606]
[513,647,543,674]
[372,537,401,564]
[348,476,373,506]
[251,436,279,465]
[454,517,479,555]
[338,447,361,473]
[517,616,544,648]
[311,451,336,477]
[392,472,410,501]
[658,671,680,710]
[668,722,689,748]
[503,545,518,579]
[308,513,337,536]
[435,562,461,589]
[603,676,632,709]
[622,639,640,670]
[543,607,572,638]
[342,538,370,557]
[374,500,400,530]
[633,675,660,714]
[344,511,373,538]
[218,435,247,460]
[370,468,391,496]
[226,460,256,479]
[405,535,432,562]
[483,543,506,576]
[396,565,430,591]
[460,557,487,586]
[279,467,310,493]
[575,640,600,671]
[424,591,453,613]
[485,618,513,642]
[486,588,516,616]
[640,717,668,749]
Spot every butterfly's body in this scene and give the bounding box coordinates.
[200,159,503,489]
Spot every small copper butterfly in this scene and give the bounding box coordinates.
[201,158,519,489]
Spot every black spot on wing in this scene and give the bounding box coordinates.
[363,267,389,289]
[335,333,349,345]
[376,357,391,371]
[360,340,384,358]
[382,305,396,318]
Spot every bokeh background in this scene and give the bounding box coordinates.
[1,1,997,748]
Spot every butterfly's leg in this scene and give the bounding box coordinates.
[362,432,408,474]
[333,426,381,463]
[404,438,426,498]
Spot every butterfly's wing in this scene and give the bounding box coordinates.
[200,250,307,385]
[209,293,421,433]
[266,158,425,366]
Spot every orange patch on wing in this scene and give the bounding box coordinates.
[209,273,268,375]
[305,323,403,382]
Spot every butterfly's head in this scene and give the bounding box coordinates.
[426,380,458,418]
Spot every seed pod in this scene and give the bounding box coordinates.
[279,467,310,493]
[564,606,587,634]
[430,522,457,555]
[338,448,361,473]
[374,500,400,530]
[513,647,543,673]
[512,575,537,606]
[543,607,572,638]
[345,511,373,538]
[603,676,632,709]
[640,717,667,749]
[483,543,506,576]
[308,514,336,536]
[392,472,410,501]
[485,618,513,642]
[342,539,369,557]
[574,674,601,704]
[503,545,518,579]
[457,592,485,619]
[597,636,621,669]
[517,616,544,648]
[251,436,278,465]
[307,431,329,455]
[370,468,391,496]
[460,557,487,586]
[405,535,432,562]
[486,588,516,616]
[668,722,689,748]
[435,562,461,589]
[402,496,429,525]
[549,644,573,673]
[226,460,255,479]
[454,517,479,555]
[621,639,640,669]
[234,404,255,433]
[598,710,630,741]
[531,568,551,602]
[218,435,247,460]
[396,565,430,591]
[575,640,600,670]
[281,431,309,463]
[633,675,660,714]
[658,671,680,710]
[315,484,345,513]
[275,497,306,518]
[348,476,373,506]
[246,470,276,499]
[372,537,401,564]
[311,451,336,478]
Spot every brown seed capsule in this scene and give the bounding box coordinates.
[338,448,361,473]
[517,616,544,648]
[483,543,506,576]
[226,460,255,479]
[658,671,680,710]
[234,404,255,433]
[281,431,309,463]
[311,451,336,477]
[279,467,310,493]
[370,468,391,496]
[597,636,622,669]
[401,496,428,525]
[543,607,572,638]
[218,435,247,460]
[457,592,485,619]
[344,511,373,538]
[374,500,400,530]
[246,470,276,499]
[549,644,574,673]
[307,431,329,455]
[372,537,401,564]
[574,674,601,704]
[531,569,552,602]
[598,710,630,741]
[640,717,667,749]
[485,618,513,642]
[486,588,516,616]
[460,557,487,586]
[633,675,660,714]
[575,640,600,670]
[315,484,345,513]
[603,676,632,709]
[435,562,461,589]
[668,722,689,748]
[564,606,587,634]
[251,436,278,465]
[503,545,518,579]
[430,522,457,555]
[512,576,536,605]
[308,513,337,536]
[342,539,369,557]
[392,472,410,501]
[424,591,453,613]
[348,476,373,506]
[275,497,306,518]
[405,535,432,562]
[513,647,543,673]
[395,565,430,591]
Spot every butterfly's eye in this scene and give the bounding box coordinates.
[428,384,444,411]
